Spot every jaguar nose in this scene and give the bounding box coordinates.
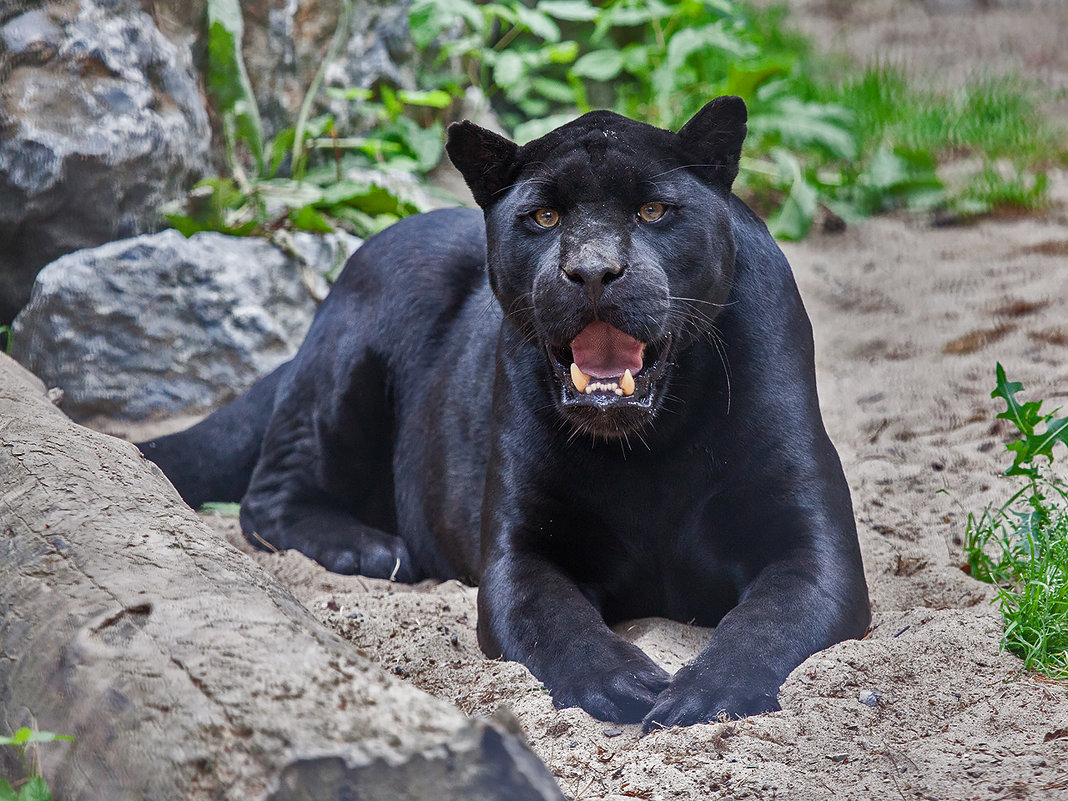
[562,259,625,303]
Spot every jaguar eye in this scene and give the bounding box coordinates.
[638,202,666,222]
[532,209,560,228]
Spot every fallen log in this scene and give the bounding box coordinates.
[0,354,562,801]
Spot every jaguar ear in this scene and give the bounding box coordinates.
[676,96,748,190]
[446,120,521,209]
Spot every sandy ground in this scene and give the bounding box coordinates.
[102,2,1068,798]
[197,171,1068,799]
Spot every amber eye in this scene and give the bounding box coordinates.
[638,202,666,222]
[532,209,560,228]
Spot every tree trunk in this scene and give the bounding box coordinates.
[0,354,561,801]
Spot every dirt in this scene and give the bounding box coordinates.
[199,180,1068,797]
[137,3,1068,798]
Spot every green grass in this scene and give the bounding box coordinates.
[963,365,1068,679]
[0,727,73,801]
[176,0,1066,242]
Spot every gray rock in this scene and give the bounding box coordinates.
[11,229,360,422]
[858,689,883,707]
[243,0,417,138]
[0,0,210,323]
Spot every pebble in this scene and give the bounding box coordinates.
[858,689,883,706]
[602,727,623,738]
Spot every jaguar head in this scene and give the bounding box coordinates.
[447,97,747,438]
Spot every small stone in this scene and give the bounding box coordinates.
[826,753,849,763]
[602,727,623,738]
[858,689,883,707]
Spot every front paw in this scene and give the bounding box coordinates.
[549,647,670,724]
[318,540,414,581]
[641,664,780,732]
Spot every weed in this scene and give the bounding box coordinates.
[963,364,1068,678]
[199,501,241,518]
[172,0,1065,242]
[0,727,73,801]
[411,0,1064,237]
[164,0,434,240]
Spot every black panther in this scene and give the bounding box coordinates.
[140,96,870,730]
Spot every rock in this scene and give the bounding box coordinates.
[10,228,361,422]
[239,0,416,138]
[0,0,211,323]
[0,353,564,801]
[858,689,883,707]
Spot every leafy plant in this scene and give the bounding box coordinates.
[172,0,1064,242]
[0,325,11,356]
[0,728,73,801]
[962,364,1068,678]
[409,0,1064,237]
[166,0,433,240]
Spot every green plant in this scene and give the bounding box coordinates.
[410,0,1064,237]
[0,325,12,356]
[962,364,1068,678]
[165,0,432,240]
[0,728,73,801]
[199,501,241,518]
[172,0,1065,242]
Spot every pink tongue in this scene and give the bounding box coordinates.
[571,321,644,379]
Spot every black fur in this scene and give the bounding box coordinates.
[140,98,870,730]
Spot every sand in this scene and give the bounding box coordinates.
[139,2,1068,797]
[198,174,1068,797]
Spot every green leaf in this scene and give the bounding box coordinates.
[513,113,579,145]
[667,22,756,65]
[531,77,577,104]
[621,44,650,74]
[514,5,560,42]
[396,89,453,109]
[493,51,525,88]
[544,40,579,65]
[570,49,624,82]
[410,0,483,48]
[17,777,52,801]
[536,0,599,22]
[725,61,789,100]
[199,502,241,518]
[751,98,856,160]
[265,127,296,179]
[768,150,817,241]
[0,778,17,801]
[993,363,1042,437]
[205,0,265,175]
[992,364,1068,477]
[289,204,335,233]
[391,118,445,172]
[12,729,31,746]
[325,87,374,102]
[379,85,403,120]
[18,732,72,745]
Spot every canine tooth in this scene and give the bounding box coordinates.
[570,363,590,393]
[621,369,635,396]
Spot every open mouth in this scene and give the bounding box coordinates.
[547,321,673,408]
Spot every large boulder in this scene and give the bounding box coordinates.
[0,353,564,801]
[0,0,211,324]
[10,228,360,422]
